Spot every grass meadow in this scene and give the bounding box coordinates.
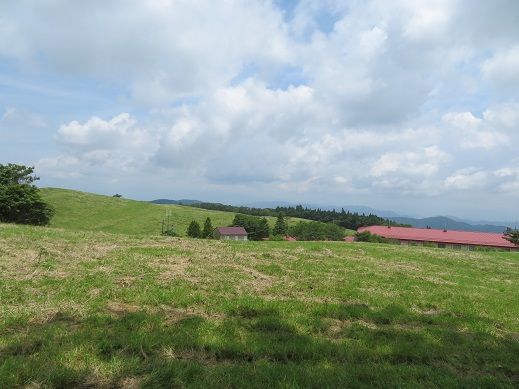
[1,223,518,387]
[40,188,312,237]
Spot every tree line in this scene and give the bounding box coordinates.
[188,202,401,230]
[185,212,347,241]
[185,214,285,241]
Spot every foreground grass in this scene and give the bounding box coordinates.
[40,188,313,237]
[1,223,518,387]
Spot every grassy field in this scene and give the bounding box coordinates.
[40,188,314,237]
[1,223,518,387]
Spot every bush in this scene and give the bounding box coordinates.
[355,231,394,243]
[0,164,54,225]
[162,228,177,237]
[288,221,345,241]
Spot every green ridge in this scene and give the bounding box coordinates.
[40,187,311,236]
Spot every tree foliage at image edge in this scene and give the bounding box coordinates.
[0,164,54,225]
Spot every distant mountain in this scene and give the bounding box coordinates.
[446,215,515,227]
[150,199,202,205]
[389,216,508,233]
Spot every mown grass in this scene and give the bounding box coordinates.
[40,188,312,237]
[1,223,518,387]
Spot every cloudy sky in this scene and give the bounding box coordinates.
[1,0,518,220]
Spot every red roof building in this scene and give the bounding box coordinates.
[357,225,517,251]
[214,227,248,241]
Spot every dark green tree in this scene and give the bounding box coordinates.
[289,221,345,241]
[272,213,288,236]
[202,217,213,238]
[187,220,201,238]
[0,164,54,225]
[504,228,519,246]
[232,214,270,240]
[256,218,270,240]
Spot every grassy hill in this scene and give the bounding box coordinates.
[0,223,517,387]
[40,188,313,237]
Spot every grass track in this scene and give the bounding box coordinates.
[0,223,518,387]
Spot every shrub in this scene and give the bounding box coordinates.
[288,221,345,241]
[355,231,393,243]
[162,228,177,237]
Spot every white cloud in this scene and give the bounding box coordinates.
[444,169,489,190]
[442,112,481,129]
[0,0,293,104]
[2,0,519,218]
[58,113,136,149]
[370,146,448,178]
[482,46,519,91]
[442,110,510,150]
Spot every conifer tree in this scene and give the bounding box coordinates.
[505,228,519,246]
[273,213,288,236]
[202,217,213,238]
[187,220,201,238]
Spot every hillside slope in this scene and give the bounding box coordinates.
[40,188,308,236]
[1,223,517,387]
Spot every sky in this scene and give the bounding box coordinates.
[0,0,518,221]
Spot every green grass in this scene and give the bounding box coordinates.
[40,188,314,237]
[1,223,518,387]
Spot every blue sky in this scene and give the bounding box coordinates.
[1,0,519,221]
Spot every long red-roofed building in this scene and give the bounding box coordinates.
[357,225,517,251]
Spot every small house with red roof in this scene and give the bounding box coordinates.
[357,225,517,251]
[214,226,248,241]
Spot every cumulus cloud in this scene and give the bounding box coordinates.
[1,0,519,218]
[0,0,292,104]
[42,113,159,180]
[58,113,136,149]
[482,46,519,92]
[370,146,448,178]
[442,111,510,150]
[444,168,490,190]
